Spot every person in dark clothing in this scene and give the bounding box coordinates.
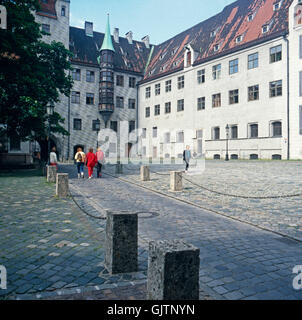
[183,145,191,172]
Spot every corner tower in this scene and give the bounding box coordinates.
[98,14,115,127]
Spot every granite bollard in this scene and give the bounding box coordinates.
[105,211,138,274]
[56,173,69,198]
[140,165,150,181]
[170,171,182,191]
[147,240,200,300]
[47,165,57,183]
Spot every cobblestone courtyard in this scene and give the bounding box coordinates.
[1,161,302,300]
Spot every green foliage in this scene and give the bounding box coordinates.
[0,0,73,141]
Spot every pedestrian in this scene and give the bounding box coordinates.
[183,145,191,172]
[49,147,58,170]
[85,147,97,179]
[74,147,86,179]
[95,147,105,178]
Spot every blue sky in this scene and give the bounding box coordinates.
[70,0,235,45]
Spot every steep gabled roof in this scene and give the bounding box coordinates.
[143,0,292,83]
[69,27,151,74]
[37,0,57,19]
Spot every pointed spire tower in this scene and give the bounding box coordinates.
[98,14,115,126]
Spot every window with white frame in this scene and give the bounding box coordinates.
[178,76,184,89]
[270,80,282,97]
[197,97,205,110]
[213,127,220,140]
[212,64,221,80]
[71,91,80,104]
[176,131,184,143]
[249,123,258,138]
[248,52,258,69]
[86,70,95,82]
[165,80,172,92]
[197,69,205,84]
[270,45,282,63]
[165,102,171,114]
[177,99,184,112]
[248,85,259,101]
[229,89,239,104]
[154,104,160,116]
[145,87,151,99]
[231,125,238,139]
[271,121,282,137]
[155,83,161,95]
[145,107,150,118]
[229,59,239,74]
[212,93,221,108]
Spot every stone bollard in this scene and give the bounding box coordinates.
[170,171,182,191]
[147,240,200,300]
[47,165,57,183]
[115,163,123,174]
[105,211,138,274]
[56,173,69,198]
[140,165,150,181]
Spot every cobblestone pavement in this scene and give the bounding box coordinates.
[103,161,302,241]
[60,163,302,300]
[0,169,148,300]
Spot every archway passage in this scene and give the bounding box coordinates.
[38,138,58,162]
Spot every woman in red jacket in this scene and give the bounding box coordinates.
[85,147,97,179]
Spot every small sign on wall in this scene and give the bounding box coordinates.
[0,5,7,30]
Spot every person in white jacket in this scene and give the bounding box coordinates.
[49,147,58,169]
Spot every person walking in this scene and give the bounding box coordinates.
[74,147,86,179]
[85,147,97,179]
[49,147,58,170]
[95,147,105,178]
[183,145,191,172]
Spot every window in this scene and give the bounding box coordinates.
[86,70,95,82]
[145,87,151,98]
[271,121,282,137]
[231,125,238,139]
[61,6,66,16]
[197,69,205,84]
[300,71,302,96]
[270,45,282,63]
[153,127,157,138]
[229,59,239,74]
[154,104,160,116]
[273,1,281,10]
[72,69,81,81]
[262,25,269,33]
[86,93,94,105]
[92,120,100,131]
[197,97,205,110]
[270,80,282,97]
[110,121,117,132]
[129,77,136,88]
[177,131,184,143]
[248,85,259,101]
[178,76,184,89]
[116,96,124,108]
[212,93,221,108]
[165,102,171,114]
[249,123,258,138]
[129,121,135,133]
[299,106,302,135]
[214,44,220,52]
[116,75,124,87]
[248,53,258,69]
[250,154,259,160]
[42,24,50,34]
[213,127,220,140]
[100,71,113,82]
[164,132,170,143]
[128,99,136,109]
[247,14,254,22]
[155,83,161,95]
[73,119,82,131]
[212,64,221,80]
[71,91,80,104]
[145,107,150,118]
[235,35,243,43]
[142,128,147,139]
[165,80,172,92]
[229,89,239,104]
[10,136,21,151]
[177,99,184,112]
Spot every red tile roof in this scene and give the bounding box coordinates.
[143,0,293,83]
[37,0,57,19]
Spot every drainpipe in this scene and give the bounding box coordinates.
[136,81,139,131]
[283,34,290,160]
[67,70,71,160]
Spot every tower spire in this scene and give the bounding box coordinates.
[100,14,115,52]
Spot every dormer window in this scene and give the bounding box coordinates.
[210,31,216,37]
[262,25,269,33]
[273,1,281,11]
[247,14,254,22]
[235,35,243,43]
[294,4,302,27]
[214,44,220,52]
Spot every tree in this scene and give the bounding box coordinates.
[0,0,73,160]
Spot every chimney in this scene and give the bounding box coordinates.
[125,31,133,44]
[85,21,93,37]
[113,28,119,43]
[141,35,150,49]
